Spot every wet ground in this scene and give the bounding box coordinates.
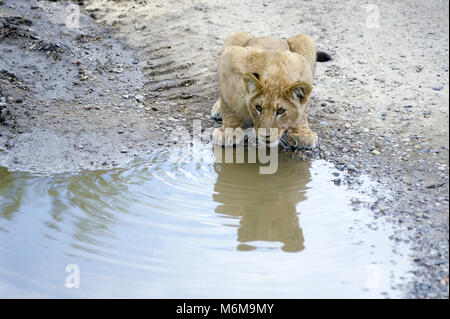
[0,0,448,298]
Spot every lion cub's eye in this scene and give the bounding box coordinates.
[276,108,286,115]
[255,104,262,112]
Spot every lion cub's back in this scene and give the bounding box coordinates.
[246,36,290,52]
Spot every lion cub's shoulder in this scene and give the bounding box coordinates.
[246,36,290,52]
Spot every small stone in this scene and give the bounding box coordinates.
[372,149,381,155]
[135,94,145,102]
[263,2,269,6]
[375,138,384,148]
[347,165,357,174]
[432,85,444,91]
[344,123,351,129]
[423,110,432,116]
[120,150,128,153]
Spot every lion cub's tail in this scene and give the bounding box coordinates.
[316,51,332,62]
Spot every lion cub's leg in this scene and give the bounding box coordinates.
[285,118,318,149]
[212,107,246,146]
[210,98,223,121]
[287,34,317,74]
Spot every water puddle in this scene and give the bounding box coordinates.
[0,148,411,298]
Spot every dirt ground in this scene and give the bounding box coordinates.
[0,0,448,298]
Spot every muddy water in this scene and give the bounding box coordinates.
[0,148,411,298]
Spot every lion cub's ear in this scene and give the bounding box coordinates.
[286,81,312,103]
[243,73,262,94]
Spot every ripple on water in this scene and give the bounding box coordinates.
[0,148,411,298]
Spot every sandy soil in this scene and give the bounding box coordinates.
[0,0,448,298]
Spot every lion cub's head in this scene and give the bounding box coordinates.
[243,72,312,146]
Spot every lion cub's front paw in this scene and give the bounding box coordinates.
[210,100,223,121]
[285,129,318,149]
[212,127,245,146]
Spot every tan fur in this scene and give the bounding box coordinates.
[211,30,319,148]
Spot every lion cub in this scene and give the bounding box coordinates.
[211,30,331,148]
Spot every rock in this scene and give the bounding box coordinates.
[432,85,444,91]
[423,110,432,116]
[372,149,381,155]
[263,2,269,6]
[375,137,384,148]
[347,165,357,174]
[135,94,145,102]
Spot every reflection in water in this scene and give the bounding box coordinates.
[0,167,26,223]
[213,149,311,252]
[0,149,412,298]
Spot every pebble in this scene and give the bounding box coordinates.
[372,149,381,155]
[375,138,384,148]
[432,85,444,91]
[135,94,144,102]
